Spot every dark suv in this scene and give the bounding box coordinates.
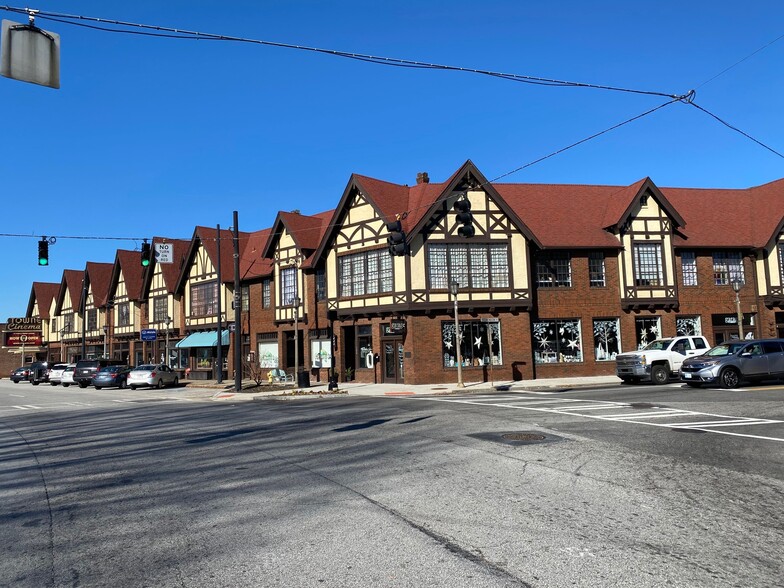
[74,358,125,388]
[29,361,52,385]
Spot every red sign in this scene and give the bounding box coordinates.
[5,333,42,347]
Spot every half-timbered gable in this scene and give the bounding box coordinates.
[26,282,58,344]
[143,238,189,345]
[84,262,114,349]
[56,270,83,351]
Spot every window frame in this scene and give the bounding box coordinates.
[536,251,572,288]
[532,319,582,364]
[593,318,620,361]
[633,242,664,286]
[262,279,271,309]
[427,242,510,290]
[681,251,698,287]
[712,251,744,286]
[589,251,606,288]
[190,281,218,318]
[280,267,298,306]
[441,319,502,368]
[153,296,168,323]
[337,249,393,298]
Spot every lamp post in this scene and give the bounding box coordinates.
[103,325,108,357]
[165,315,172,366]
[731,279,744,339]
[450,280,464,388]
[293,296,301,383]
[60,328,67,363]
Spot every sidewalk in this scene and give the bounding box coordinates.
[180,374,622,400]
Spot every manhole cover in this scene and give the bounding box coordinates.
[502,433,547,442]
[629,402,657,409]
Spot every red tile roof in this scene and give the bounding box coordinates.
[86,262,114,307]
[28,282,59,318]
[240,229,273,280]
[115,250,144,301]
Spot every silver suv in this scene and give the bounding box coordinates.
[680,338,784,388]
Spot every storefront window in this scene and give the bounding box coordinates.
[441,320,502,368]
[196,348,213,369]
[676,316,702,336]
[635,317,661,349]
[533,319,582,363]
[593,318,620,361]
[357,325,372,369]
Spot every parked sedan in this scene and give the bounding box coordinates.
[127,364,179,390]
[10,366,31,383]
[91,365,132,390]
[680,338,784,388]
[48,363,70,386]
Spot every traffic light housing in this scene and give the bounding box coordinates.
[37,238,49,266]
[141,240,151,267]
[386,219,407,257]
[454,198,475,238]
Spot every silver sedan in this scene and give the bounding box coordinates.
[127,364,179,390]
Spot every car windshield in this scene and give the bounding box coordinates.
[134,365,157,371]
[704,342,746,357]
[64,367,74,373]
[642,339,672,351]
[99,366,122,374]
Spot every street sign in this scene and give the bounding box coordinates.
[154,243,173,264]
[141,329,157,341]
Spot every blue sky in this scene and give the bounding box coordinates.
[1,1,782,321]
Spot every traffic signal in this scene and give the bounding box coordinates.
[454,198,475,238]
[386,219,407,256]
[141,240,151,267]
[37,238,49,266]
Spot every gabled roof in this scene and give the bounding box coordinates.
[261,210,332,269]
[85,262,114,307]
[240,228,273,280]
[176,227,251,293]
[110,250,144,302]
[56,269,86,314]
[26,282,59,319]
[146,237,190,294]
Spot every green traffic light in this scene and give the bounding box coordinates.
[38,257,48,266]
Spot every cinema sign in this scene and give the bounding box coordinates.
[6,317,42,331]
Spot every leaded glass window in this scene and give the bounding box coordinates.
[280,267,297,305]
[589,252,605,287]
[190,281,218,317]
[712,251,744,286]
[428,243,509,290]
[536,252,571,288]
[633,243,663,286]
[681,251,697,286]
[338,249,393,298]
[533,319,582,363]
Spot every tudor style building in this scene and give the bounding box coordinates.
[19,160,784,386]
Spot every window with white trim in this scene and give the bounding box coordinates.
[712,251,744,286]
[536,252,571,288]
[681,251,697,286]
[633,243,663,286]
[280,267,298,305]
[593,318,620,361]
[589,252,605,287]
[427,243,509,290]
[533,319,582,363]
[338,249,393,298]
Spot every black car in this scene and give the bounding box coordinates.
[73,358,125,388]
[10,366,31,383]
[28,361,52,385]
[91,365,132,390]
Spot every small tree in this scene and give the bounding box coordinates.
[243,359,267,386]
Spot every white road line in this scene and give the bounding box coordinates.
[556,404,629,411]
[672,420,774,428]
[9,394,25,398]
[12,405,30,410]
[412,395,784,442]
[601,411,692,420]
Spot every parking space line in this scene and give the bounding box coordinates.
[601,411,691,419]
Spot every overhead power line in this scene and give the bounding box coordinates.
[0,5,685,100]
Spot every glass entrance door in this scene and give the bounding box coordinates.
[382,340,403,383]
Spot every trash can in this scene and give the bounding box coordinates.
[297,369,310,388]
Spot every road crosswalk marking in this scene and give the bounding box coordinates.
[409,393,784,442]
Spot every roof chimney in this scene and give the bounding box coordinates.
[416,172,429,185]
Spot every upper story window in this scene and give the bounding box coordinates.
[280,267,298,305]
[262,279,271,308]
[338,249,393,298]
[681,251,697,286]
[118,302,131,326]
[190,281,218,317]
[428,243,509,289]
[241,285,250,312]
[589,252,605,287]
[712,251,744,286]
[778,244,784,284]
[316,268,327,301]
[87,308,97,331]
[64,314,73,333]
[536,251,571,288]
[633,243,663,286]
[153,296,168,323]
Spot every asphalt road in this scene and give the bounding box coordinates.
[0,379,782,587]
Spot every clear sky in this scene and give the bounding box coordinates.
[1,1,782,321]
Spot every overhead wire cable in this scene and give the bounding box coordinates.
[0,5,682,99]
[695,31,784,90]
[687,102,784,159]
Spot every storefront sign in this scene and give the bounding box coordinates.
[383,320,406,337]
[141,329,157,341]
[6,317,42,331]
[5,332,42,346]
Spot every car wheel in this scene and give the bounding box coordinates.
[720,367,741,389]
[63,383,70,387]
[119,379,127,390]
[32,381,39,386]
[78,382,88,388]
[172,377,179,388]
[130,385,137,390]
[50,382,57,386]
[157,379,164,389]
[651,365,669,385]
[95,386,102,390]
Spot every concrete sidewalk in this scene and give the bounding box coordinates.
[181,374,622,401]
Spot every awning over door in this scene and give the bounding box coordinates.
[175,329,230,348]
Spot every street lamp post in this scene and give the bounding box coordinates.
[293,296,300,383]
[165,315,172,366]
[450,280,464,388]
[731,279,744,339]
[103,325,108,357]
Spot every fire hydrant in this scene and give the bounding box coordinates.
[267,370,274,384]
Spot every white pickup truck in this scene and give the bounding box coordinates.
[615,335,710,384]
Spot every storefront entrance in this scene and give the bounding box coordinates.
[381,321,405,384]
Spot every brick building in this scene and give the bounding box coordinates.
[17,160,784,385]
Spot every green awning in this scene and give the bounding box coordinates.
[175,329,231,349]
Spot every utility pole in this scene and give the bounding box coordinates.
[216,224,223,384]
[80,278,87,360]
[233,211,242,392]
